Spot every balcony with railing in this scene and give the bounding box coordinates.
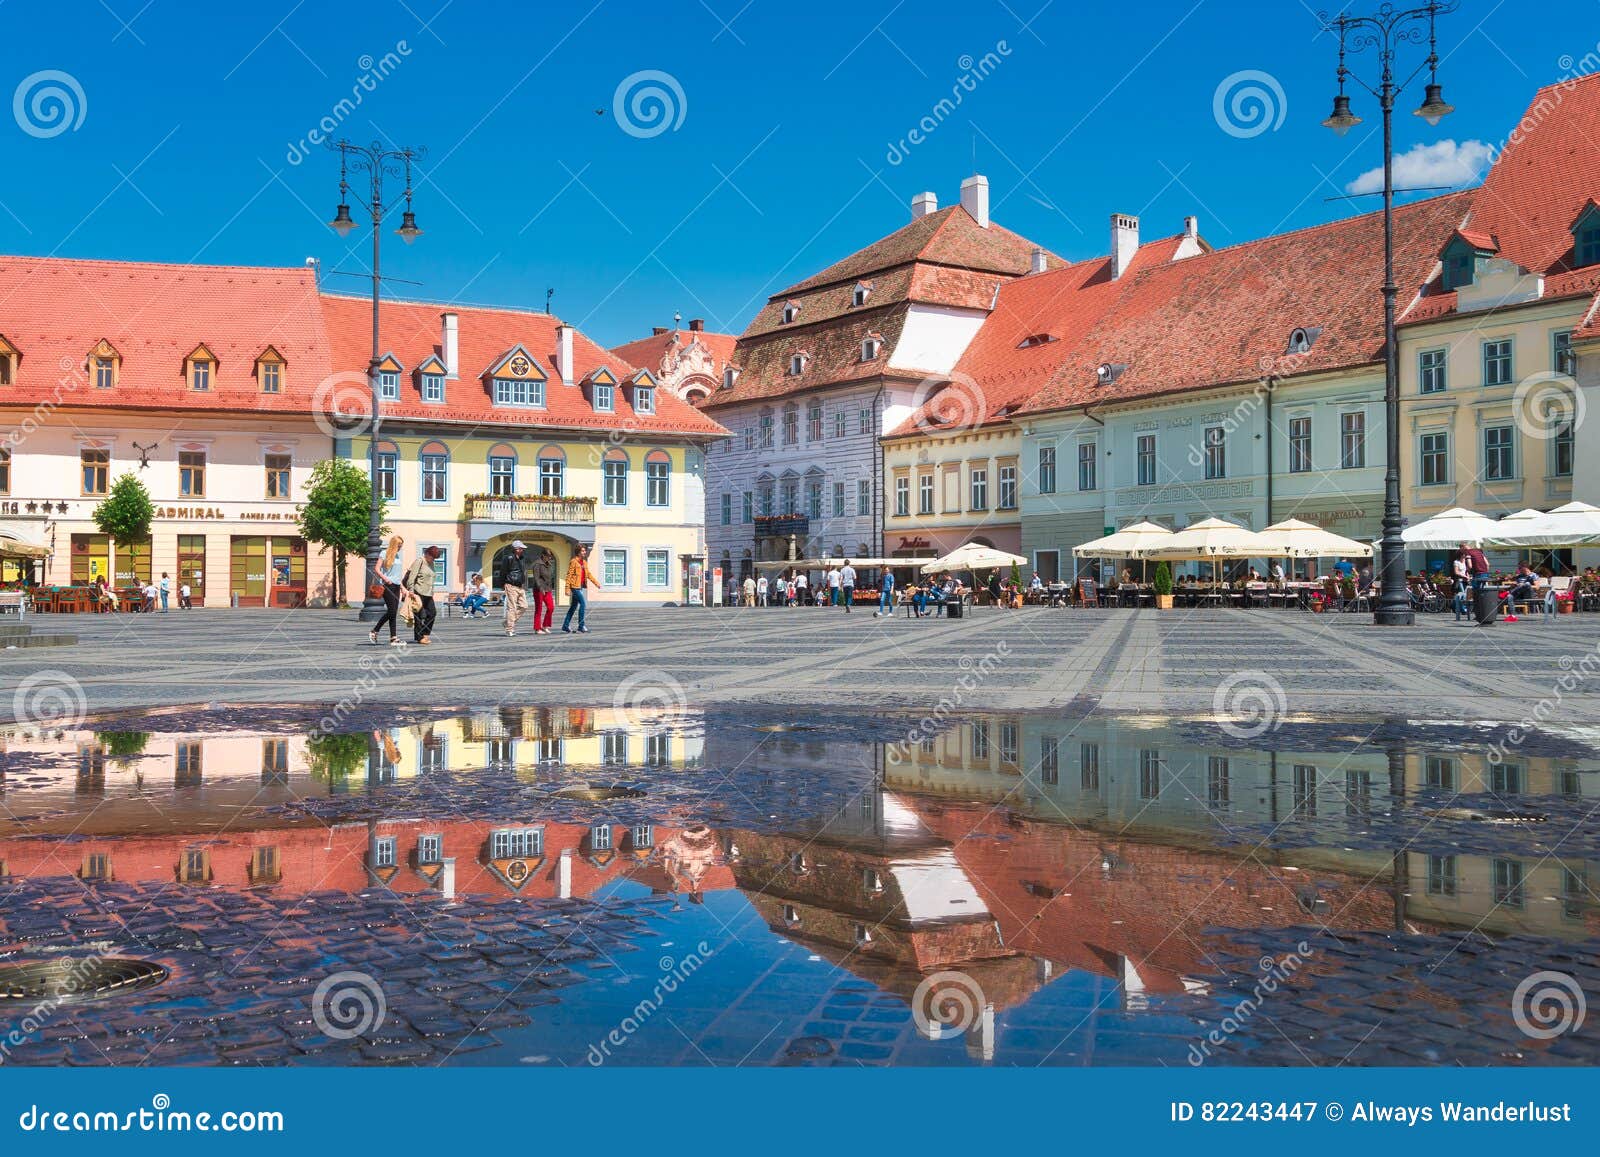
[464,495,597,525]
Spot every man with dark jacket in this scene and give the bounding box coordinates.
[502,540,528,638]
[530,547,557,634]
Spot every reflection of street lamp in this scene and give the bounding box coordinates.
[327,138,426,620]
[1320,2,1457,627]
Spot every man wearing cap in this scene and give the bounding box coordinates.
[404,545,443,646]
[502,540,529,638]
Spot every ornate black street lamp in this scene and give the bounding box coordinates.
[1320,2,1457,626]
[327,139,425,620]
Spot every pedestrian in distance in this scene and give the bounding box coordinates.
[404,544,442,646]
[158,572,171,612]
[501,540,529,637]
[874,569,895,617]
[369,534,406,646]
[756,574,769,606]
[839,560,856,612]
[562,543,601,633]
[531,546,557,634]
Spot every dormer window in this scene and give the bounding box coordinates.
[722,366,739,390]
[781,301,800,324]
[0,334,16,385]
[374,355,403,401]
[1439,231,1496,292]
[861,334,882,361]
[421,372,444,402]
[1284,326,1323,356]
[788,353,806,376]
[255,346,285,394]
[1018,333,1056,349]
[1574,203,1600,268]
[852,281,872,307]
[184,344,216,392]
[1095,362,1128,386]
[594,380,614,412]
[635,385,655,415]
[89,340,121,389]
[493,376,545,407]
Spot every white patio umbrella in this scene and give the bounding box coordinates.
[1139,518,1275,562]
[1255,519,1373,559]
[1399,506,1501,550]
[1490,501,1600,548]
[920,543,1027,574]
[1071,520,1173,558]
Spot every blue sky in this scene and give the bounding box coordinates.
[1,0,1590,346]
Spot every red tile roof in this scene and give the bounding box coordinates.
[0,254,333,414]
[611,326,738,374]
[317,294,728,437]
[707,202,1060,411]
[1016,192,1472,416]
[887,236,1189,439]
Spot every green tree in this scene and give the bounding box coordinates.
[92,473,154,585]
[1152,562,1174,596]
[299,458,386,607]
[99,731,149,761]
[306,732,369,784]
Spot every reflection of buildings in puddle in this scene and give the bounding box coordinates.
[0,709,705,824]
[886,717,1598,939]
[725,790,1040,1059]
[0,815,738,905]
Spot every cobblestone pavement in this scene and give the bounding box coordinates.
[6,605,1600,721]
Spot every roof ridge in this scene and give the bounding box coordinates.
[0,253,316,277]
[320,290,576,326]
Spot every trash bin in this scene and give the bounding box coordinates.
[946,599,964,620]
[1472,585,1499,625]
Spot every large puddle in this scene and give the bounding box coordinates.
[1,705,1596,1067]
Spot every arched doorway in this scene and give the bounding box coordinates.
[486,534,582,590]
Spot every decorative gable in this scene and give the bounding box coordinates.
[375,353,405,374]
[485,344,546,382]
[184,343,217,391]
[89,338,122,388]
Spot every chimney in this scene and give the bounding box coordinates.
[1110,213,1140,280]
[689,318,705,332]
[440,312,458,377]
[1031,247,1048,274]
[960,175,990,229]
[651,326,668,336]
[555,324,574,387]
[1184,215,1199,241]
[911,191,938,219]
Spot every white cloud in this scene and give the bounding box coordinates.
[1345,139,1493,196]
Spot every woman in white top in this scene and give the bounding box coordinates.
[369,535,407,645]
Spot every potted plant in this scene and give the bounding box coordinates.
[1153,562,1174,610]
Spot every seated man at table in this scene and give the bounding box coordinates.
[1509,562,1540,607]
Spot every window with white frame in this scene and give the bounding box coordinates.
[721,493,732,525]
[1554,420,1575,477]
[759,412,774,448]
[894,475,910,517]
[489,454,515,497]
[420,452,447,502]
[376,450,398,500]
[1419,348,1448,393]
[493,377,545,407]
[490,827,543,858]
[602,547,627,587]
[591,825,613,852]
[372,837,397,868]
[807,399,823,440]
[858,479,871,516]
[1288,416,1311,473]
[540,456,565,497]
[1039,736,1059,785]
[858,407,872,435]
[645,549,670,588]
[421,373,445,403]
[602,732,627,766]
[603,457,628,505]
[417,833,443,864]
[1554,329,1576,376]
[969,466,988,511]
[645,456,669,506]
[834,481,846,517]
[806,477,822,518]
[594,382,614,412]
[1340,411,1366,469]
[742,491,753,522]
[378,369,400,400]
[788,355,804,376]
[834,409,847,438]
[998,463,1017,509]
[1077,442,1096,491]
[634,386,655,414]
[918,473,934,515]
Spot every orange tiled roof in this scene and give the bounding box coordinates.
[0,254,333,413]
[1016,192,1472,416]
[611,326,739,374]
[317,294,728,437]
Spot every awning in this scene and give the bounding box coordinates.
[753,557,936,571]
[0,521,52,559]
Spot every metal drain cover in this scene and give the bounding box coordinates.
[0,958,169,1003]
[554,783,645,802]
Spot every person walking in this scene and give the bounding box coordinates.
[369,534,406,646]
[839,560,856,611]
[562,543,601,633]
[756,573,768,606]
[158,572,171,612]
[873,568,895,617]
[404,545,441,645]
[531,547,557,634]
[827,566,841,606]
[1451,550,1471,621]
[742,574,756,606]
[501,540,529,637]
